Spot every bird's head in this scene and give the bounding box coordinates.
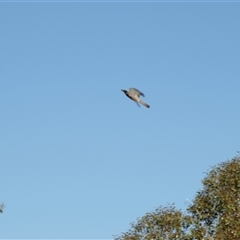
[121,89,128,94]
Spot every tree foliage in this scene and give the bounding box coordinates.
[115,205,193,240]
[115,156,240,240]
[188,156,240,239]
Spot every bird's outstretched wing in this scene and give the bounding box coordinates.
[129,88,145,97]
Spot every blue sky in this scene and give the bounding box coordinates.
[0,2,240,239]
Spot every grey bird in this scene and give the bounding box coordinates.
[121,88,150,108]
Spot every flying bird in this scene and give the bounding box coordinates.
[121,88,150,108]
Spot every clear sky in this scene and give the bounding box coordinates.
[0,1,240,239]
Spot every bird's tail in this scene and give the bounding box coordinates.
[139,99,150,108]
